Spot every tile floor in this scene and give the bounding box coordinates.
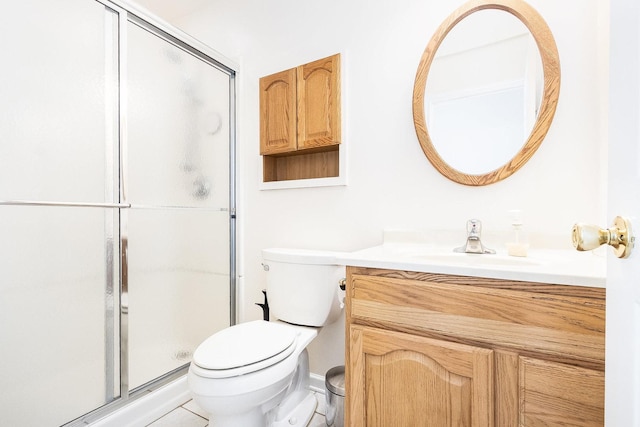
[145,391,327,426]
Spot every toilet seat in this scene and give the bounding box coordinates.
[192,320,298,379]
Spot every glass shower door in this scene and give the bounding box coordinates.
[0,0,120,425]
[125,21,232,389]
[0,1,235,425]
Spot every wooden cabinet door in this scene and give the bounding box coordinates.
[297,54,340,150]
[349,325,494,427]
[519,357,604,426]
[260,68,297,155]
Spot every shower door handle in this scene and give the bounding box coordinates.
[121,237,129,314]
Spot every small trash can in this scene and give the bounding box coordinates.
[325,365,345,427]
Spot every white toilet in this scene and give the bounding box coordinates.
[188,248,346,427]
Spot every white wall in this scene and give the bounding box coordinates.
[178,0,609,376]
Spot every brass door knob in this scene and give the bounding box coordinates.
[572,216,634,258]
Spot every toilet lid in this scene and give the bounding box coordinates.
[192,320,297,371]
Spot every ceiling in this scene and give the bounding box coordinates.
[131,0,212,21]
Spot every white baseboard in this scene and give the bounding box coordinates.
[309,372,326,394]
[90,376,191,427]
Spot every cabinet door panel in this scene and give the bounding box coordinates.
[519,357,604,426]
[349,325,494,427]
[260,68,297,154]
[297,54,340,149]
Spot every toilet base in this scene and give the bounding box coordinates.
[270,391,317,427]
[268,349,317,426]
[211,409,263,427]
[208,389,317,427]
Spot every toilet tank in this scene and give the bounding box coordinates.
[262,248,346,327]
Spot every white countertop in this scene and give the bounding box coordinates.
[337,242,606,288]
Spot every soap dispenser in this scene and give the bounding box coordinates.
[506,209,529,257]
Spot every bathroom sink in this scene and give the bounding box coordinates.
[407,252,541,267]
[380,244,541,267]
[337,236,607,288]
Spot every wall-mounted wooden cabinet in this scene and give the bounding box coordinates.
[345,268,605,426]
[260,54,341,182]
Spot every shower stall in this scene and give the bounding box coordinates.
[0,1,236,426]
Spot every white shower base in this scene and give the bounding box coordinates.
[89,372,328,427]
[90,376,191,427]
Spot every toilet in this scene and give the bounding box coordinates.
[188,248,346,427]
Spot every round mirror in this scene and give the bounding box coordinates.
[413,0,560,186]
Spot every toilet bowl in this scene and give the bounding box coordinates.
[188,248,345,427]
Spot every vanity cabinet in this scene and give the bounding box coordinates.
[259,54,341,182]
[351,325,494,426]
[345,267,605,427]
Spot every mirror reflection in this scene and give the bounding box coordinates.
[412,0,560,186]
[425,9,543,175]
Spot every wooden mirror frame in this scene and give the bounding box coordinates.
[412,0,560,186]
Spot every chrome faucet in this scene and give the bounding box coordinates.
[454,219,496,254]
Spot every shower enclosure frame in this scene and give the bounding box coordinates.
[39,0,237,424]
[109,0,237,422]
[111,0,239,401]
